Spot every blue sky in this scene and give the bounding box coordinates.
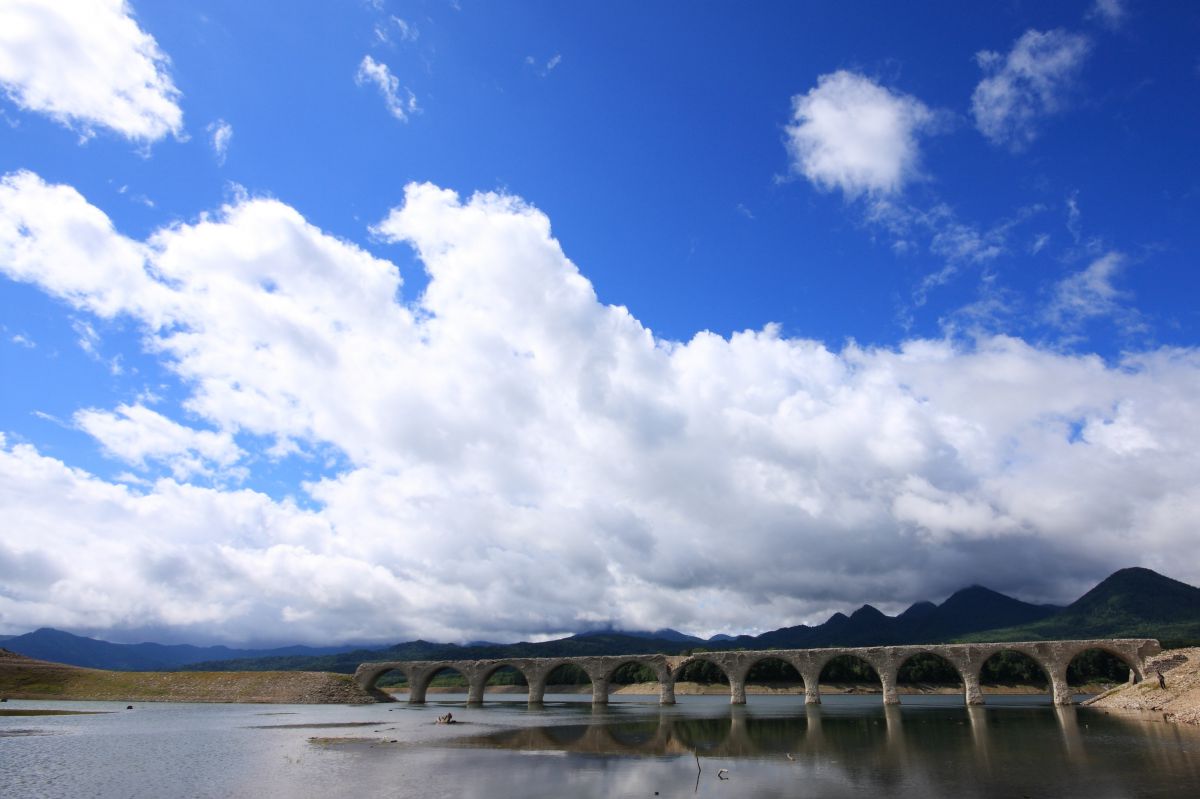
[1,0,1198,645]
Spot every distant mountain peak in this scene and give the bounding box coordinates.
[942,584,1005,603]
[962,567,1200,642]
[1089,566,1188,593]
[849,604,887,622]
[570,627,704,644]
[897,601,937,622]
[1110,566,1163,578]
[1065,566,1200,620]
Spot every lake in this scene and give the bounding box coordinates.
[3,693,1198,798]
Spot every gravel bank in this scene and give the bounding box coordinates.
[1083,648,1200,725]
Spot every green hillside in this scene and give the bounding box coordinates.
[960,568,1200,647]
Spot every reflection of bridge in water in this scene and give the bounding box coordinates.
[354,638,1159,707]
[439,698,1200,794]
[446,703,1082,761]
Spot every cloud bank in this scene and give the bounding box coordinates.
[2,171,1199,644]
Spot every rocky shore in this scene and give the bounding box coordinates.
[1083,648,1200,725]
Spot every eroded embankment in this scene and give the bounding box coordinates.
[1084,648,1200,725]
[0,648,374,704]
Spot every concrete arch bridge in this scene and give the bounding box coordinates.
[354,638,1160,707]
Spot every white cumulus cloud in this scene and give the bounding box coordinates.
[1,171,1199,643]
[0,0,182,142]
[0,171,168,319]
[786,71,937,198]
[75,403,243,480]
[972,29,1091,150]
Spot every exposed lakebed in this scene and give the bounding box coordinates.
[2,693,1198,798]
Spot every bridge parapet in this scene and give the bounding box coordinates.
[352,638,1160,707]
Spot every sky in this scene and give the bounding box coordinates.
[1,0,1199,646]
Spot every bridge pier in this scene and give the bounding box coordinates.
[802,668,822,704]
[730,676,747,704]
[963,670,984,705]
[1050,670,1073,706]
[467,675,486,705]
[880,672,900,705]
[524,663,553,704]
[659,675,676,705]
[591,676,610,705]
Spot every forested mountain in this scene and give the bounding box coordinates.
[961,567,1200,646]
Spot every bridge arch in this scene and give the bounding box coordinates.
[1064,645,1138,691]
[672,654,731,685]
[603,657,674,705]
[894,650,966,704]
[355,662,412,700]
[815,652,883,700]
[672,654,738,702]
[742,654,806,701]
[471,662,530,704]
[977,647,1055,703]
[528,661,594,704]
[412,663,472,705]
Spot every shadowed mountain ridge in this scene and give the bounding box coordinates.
[6,568,1196,673]
[960,567,1200,646]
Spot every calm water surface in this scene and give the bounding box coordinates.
[2,693,1198,798]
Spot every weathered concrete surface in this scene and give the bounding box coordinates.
[353,638,1160,707]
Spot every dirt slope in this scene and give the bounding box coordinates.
[0,648,374,704]
[1083,648,1200,725]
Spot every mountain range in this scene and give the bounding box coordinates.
[3,567,1197,673]
[0,627,361,671]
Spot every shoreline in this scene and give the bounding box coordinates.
[1084,647,1200,725]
